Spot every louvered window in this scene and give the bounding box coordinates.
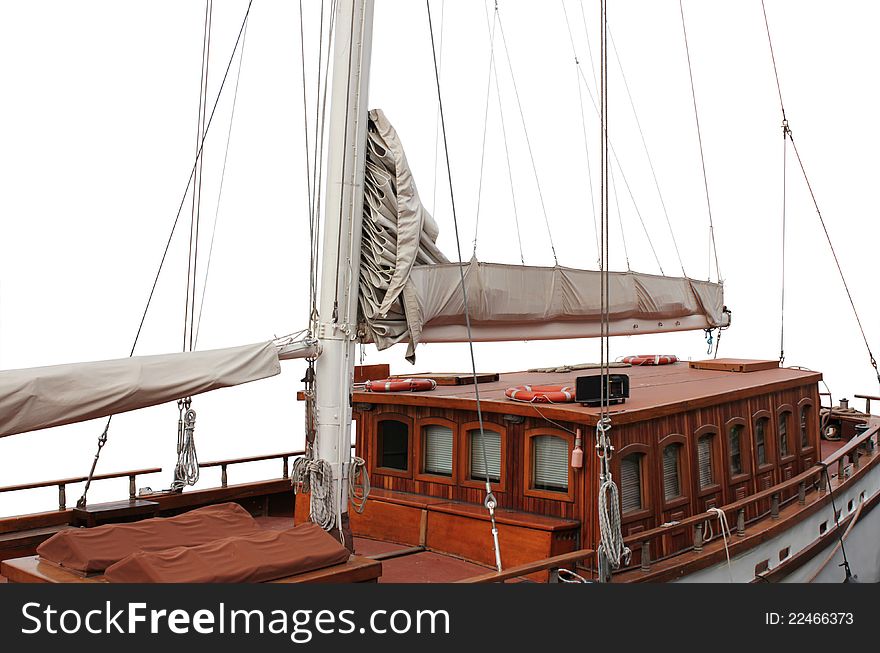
[423,424,453,477]
[378,419,409,471]
[779,411,790,456]
[697,435,714,488]
[729,424,743,475]
[662,444,681,501]
[532,435,569,492]
[469,429,501,483]
[800,406,810,449]
[620,454,643,513]
[755,417,768,466]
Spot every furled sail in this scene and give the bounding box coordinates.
[0,339,317,439]
[358,110,729,361]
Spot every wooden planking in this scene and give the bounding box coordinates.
[689,359,779,373]
[394,373,500,386]
[355,376,821,565]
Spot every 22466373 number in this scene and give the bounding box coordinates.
[765,612,854,625]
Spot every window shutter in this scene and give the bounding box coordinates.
[756,419,767,466]
[470,429,501,482]
[532,435,568,491]
[662,445,680,501]
[729,426,742,475]
[779,413,789,456]
[424,424,453,476]
[620,455,642,513]
[697,436,714,488]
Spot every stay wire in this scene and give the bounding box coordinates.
[495,5,558,265]
[194,13,250,349]
[76,0,255,508]
[427,0,502,572]
[679,0,721,283]
[472,3,498,257]
[761,2,879,384]
[481,0,524,264]
[609,29,686,277]
[561,0,600,265]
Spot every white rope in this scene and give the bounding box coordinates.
[171,399,200,491]
[348,456,370,513]
[706,507,734,582]
[290,456,335,531]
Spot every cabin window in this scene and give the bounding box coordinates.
[755,417,769,466]
[779,411,791,457]
[728,424,744,476]
[531,435,569,492]
[662,444,682,501]
[620,453,643,513]
[422,424,453,477]
[469,428,501,483]
[377,419,409,471]
[697,434,714,489]
[800,405,811,449]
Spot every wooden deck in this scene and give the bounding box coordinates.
[353,361,820,426]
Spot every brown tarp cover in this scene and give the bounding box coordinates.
[104,522,350,583]
[37,503,260,572]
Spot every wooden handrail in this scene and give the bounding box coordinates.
[854,394,880,414]
[457,549,594,583]
[0,467,162,494]
[199,451,306,468]
[622,422,880,553]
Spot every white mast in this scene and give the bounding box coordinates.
[313,0,374,543]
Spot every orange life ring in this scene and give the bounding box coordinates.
[621,354,678,366]
[364,378,438,392]
[505,384,575,404]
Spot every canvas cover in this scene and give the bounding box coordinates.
[0,341,281,438]
[104,522,350,583]
[37,503,260,572]
[357,110,727,362]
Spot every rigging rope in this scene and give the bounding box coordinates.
[473,3,498,258]
[479,0,524,264]
[430,0,445,216]
[596,0,631,581]
[427,0,502,572]
[76,0,255,508]
[761,1,880,385]
[495,3,558,266]
[560,0,600,265]
[706,507,733,582]
[608,29,686,277]
[679,0,721,284]
[195,3,250,348]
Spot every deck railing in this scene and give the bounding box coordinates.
[0,467,162,512]
[198,446,355,488]
[621,421,880,574]
[458,549,595,583]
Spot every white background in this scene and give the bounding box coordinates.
[1,0,878,517]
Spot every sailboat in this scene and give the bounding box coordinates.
[1,0,878,584]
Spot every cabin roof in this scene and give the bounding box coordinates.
[352,359,822,426]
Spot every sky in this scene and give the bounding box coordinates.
[1,0,879,517]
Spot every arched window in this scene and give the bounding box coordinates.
[377,418,410,471]
[728,424,744,475]
[779,410,791,457]
[422,423,453,477]
[530,435,569,492]
[697,433,715,489]
[662,443,682,501]
[800,404,812,449]
[468,427,502,483]
[620,453,644,513]
[755,416,770,466]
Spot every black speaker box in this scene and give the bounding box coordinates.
[575,374,629,406]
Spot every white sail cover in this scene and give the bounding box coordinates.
[0,342,281,439]
[358,109,728,361]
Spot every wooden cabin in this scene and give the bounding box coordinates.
[314,359,823,575]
